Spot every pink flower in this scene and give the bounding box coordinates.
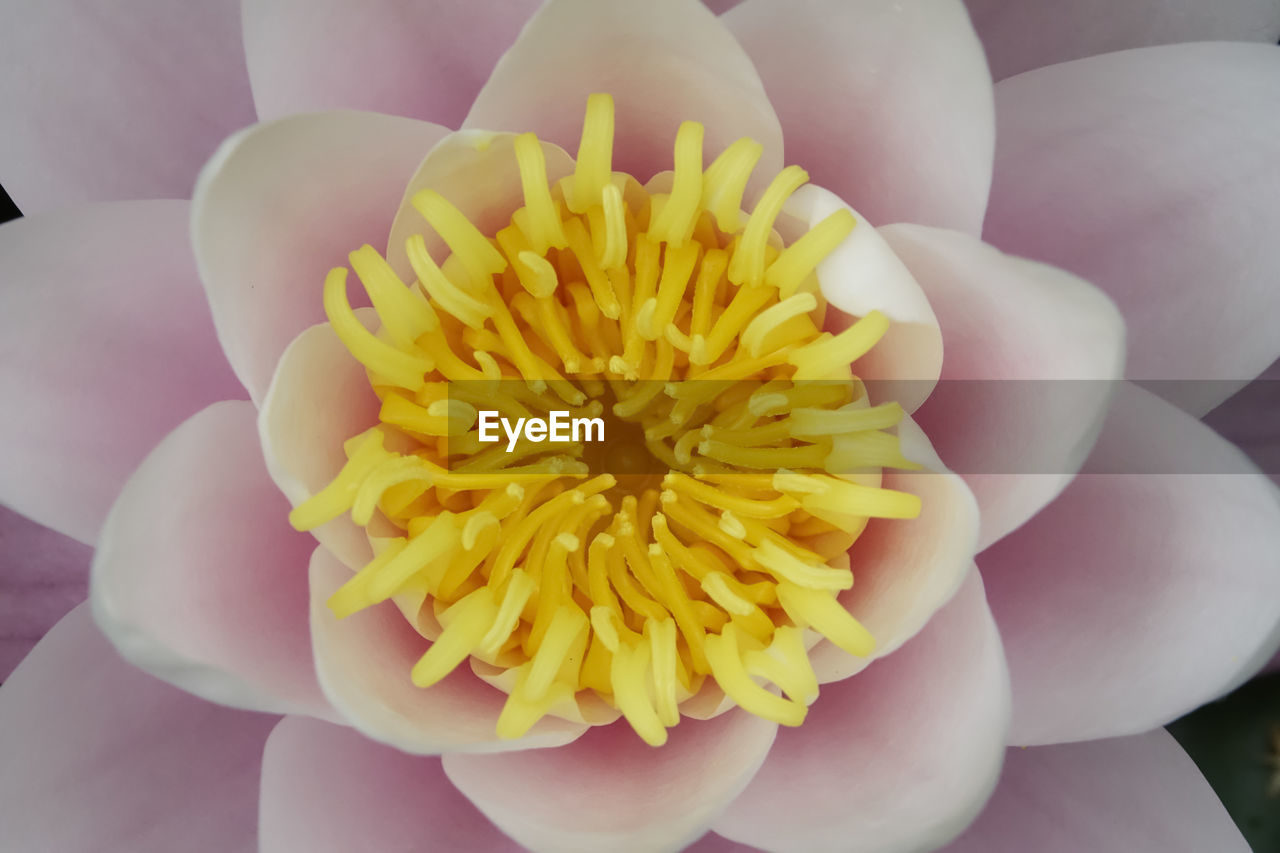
[3,1,1279,851]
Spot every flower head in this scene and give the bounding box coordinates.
[2,1,1279,851]
[286,92,932,745]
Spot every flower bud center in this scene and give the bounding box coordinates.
[290,93,922,746]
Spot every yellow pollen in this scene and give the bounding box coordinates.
[299,94,922,747]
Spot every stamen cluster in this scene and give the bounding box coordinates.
[291,94,922,745]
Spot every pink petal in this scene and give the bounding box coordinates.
[90,401,332,719]
[463,0,784,186]
[781,186,943,414]
[242,0,538,127]
[966,0,1280,80]
[985,43,1280,415]
[260,716,521,853]
[724,0,994,235]
[0,201,244,544]
[443,710,778,853]
[980,382,1280,746]
[809,416,981,683]
[0,604,276,851]
[943,729,1249,852]
[714,571,1010,853]
[192,110,449,404]
[259,318,380,571]
[882,224,1125,549]
[309,546,587,754]
[0,0,255,212]
[0,507,90,681]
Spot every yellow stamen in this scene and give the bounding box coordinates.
[766,209,856,297]
[514,132,568,254]
[322,269,431,390]
[648,121,704,247]
[701,138,763,233]
[569,92,615,215]
[404,234,494,329]
[409,189,507,286]
[728,165,808,288]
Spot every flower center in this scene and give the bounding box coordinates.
[289,94,922,746]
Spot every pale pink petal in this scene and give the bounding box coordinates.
[0,201,244,544]
[966,0,1280,80]
[980,382,1280,746]
[444,709,777,853]
[781,186,943,413]
[943,730,1249,853]
[260,716,521,853]
[464,0,784,186]
[985,43,1280,415]
[309,546,586,754]
[714,571,1010,853]
[259,318,380,571]
[0,507,90,681]
[810,416,981,683]
[242,0,538,127]
[724,0,994,235]
[90,401,332,719]
[385,131,575,279]
[0,604,275,851]
[882,224,1125,549]
[0,0,255,212]
[192,110,449,404]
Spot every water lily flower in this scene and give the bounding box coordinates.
[2,1,1279,851]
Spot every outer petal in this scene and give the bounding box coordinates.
[260,716,521,853]
[809,416,980,683]
[0,507,90,680]
[0,201,244,544]
[943,730,1249,853]
[882,224,1125,549]
[192,110,449,403]
[979,382,1280,745]
[714,571,1010,853]
[464,0,784,186]
[0,0,256,212]
[309,546,586,755]
[725,0,994,235]
[242,0,538,127]
[0,604,276,852]
[966,0,1280,80]
[91,401,331,719]
[985,43,1280,415]
[444,709,778,853]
